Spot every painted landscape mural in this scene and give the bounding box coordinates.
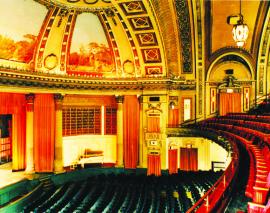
[68,13,115,74]
[0,0,47,63]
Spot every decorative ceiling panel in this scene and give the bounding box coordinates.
[119,1,147,15]
[142,48,161,63]
[128,17,153,31]
[175,0,192,73]
[136,33,158,46]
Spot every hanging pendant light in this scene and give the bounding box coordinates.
[232,0,249,47]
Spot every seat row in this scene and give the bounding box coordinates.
[21,172,221,213]
[198,117,270,212]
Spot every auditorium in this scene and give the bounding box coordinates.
[0,0,269,212]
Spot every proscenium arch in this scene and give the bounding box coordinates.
[206,52,255,82]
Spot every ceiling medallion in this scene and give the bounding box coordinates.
[44,54,58,70]
[123,60,135,75]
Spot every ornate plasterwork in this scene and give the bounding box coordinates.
[117,1,165,76]
[35,0,113,12]
[0,69,195,91]
[119,1,146,15]
[175,0,192,73]
[257,9,270,94]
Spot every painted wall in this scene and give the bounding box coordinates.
[63,135,116,167]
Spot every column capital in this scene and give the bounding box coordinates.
[54,94,64,111]
[25,93,35,112]
[138,95,143,104]
[115,95,124,104]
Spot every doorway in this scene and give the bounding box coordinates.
[180,147,198,171]
[0,115,12,165]
[219,92,241,116]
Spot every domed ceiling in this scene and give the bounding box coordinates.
[0,0,269,84]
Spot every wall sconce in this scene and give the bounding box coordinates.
[169,101,176,109]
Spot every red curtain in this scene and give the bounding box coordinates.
[123,95,139,169]
[147,154,161,176]
[219,93,241,116]
[0,93,26,171]
[180,148,189,170]
[168,109,179,127]
[180,148,198,171]
[189,148,198,171]
[147,116,160,132]
[168,149,178,174]
[34,94,55,172]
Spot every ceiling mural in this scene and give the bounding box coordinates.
[0,0,47,63]
[68,13,115,75]
[0,0,268,94]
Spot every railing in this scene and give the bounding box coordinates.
[249,93,270,111]
[186,135,239,213]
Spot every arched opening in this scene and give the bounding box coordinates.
[206,54,253,116]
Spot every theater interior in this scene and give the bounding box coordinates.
[0,0,269,212]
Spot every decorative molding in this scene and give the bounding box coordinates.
[115,10,140,69]
[128,17,153,31]
[145,66,162,75]
[142,48,161,63]
[36,7,60,69]
[175,0,192,73]
[61,10,76,72]
[100,10,120,68]
[0,69,195,91]
[136,33,158,47]
[44,54,58,70]
[207,47,255,73]
[119,1,147,16]
[257,9,270,94]
[35,0,113,12]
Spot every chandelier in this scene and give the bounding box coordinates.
[232,0,249,47]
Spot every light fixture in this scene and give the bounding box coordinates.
[169,101,176,109]
[232,0,249,47]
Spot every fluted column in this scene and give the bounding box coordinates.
[25,94,35,173]
[116,95,124,166]
[54,94,64,173]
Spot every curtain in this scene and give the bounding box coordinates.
[180,148,189,170]
[219,93,241,116]
[189,148,198,171]
[147,116,160,132]
[180,148,198,171]
[168,149,178,174]
[168,109,179,127]
[147,154,161,176]
[123,95,139,169]
[34,94,55,172]
[0,93,26,171]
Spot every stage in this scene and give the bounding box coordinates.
[0,163,30,189]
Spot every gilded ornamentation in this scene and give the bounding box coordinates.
[136,33,157,46]
[119,1,146,15]
[128,17,153,31]
[142,49,161,63]
[175,0,192,73]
